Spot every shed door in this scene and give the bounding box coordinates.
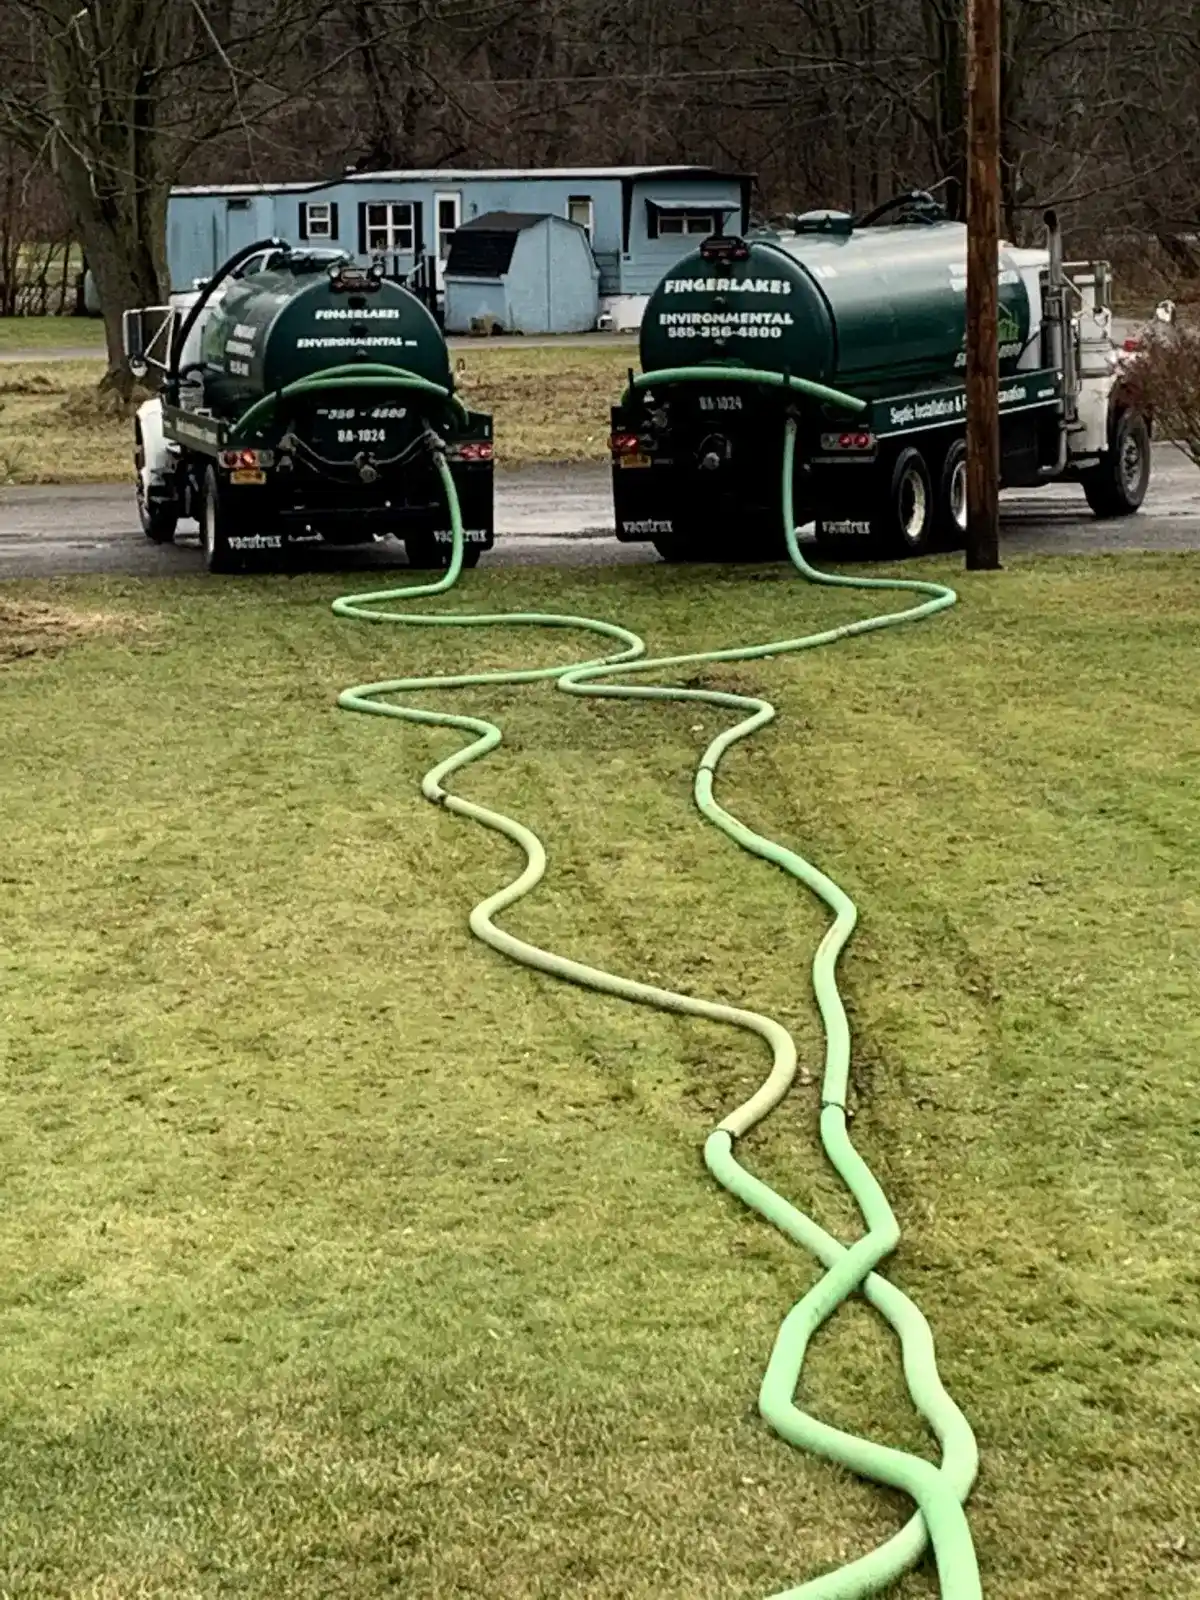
[434,192,462,289]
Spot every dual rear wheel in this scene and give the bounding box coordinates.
[813,408,1150,561]
[814,440,966,561]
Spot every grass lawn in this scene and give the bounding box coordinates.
[1,557,1198,1598]
[0,316,105,354]
[0,348,634,486]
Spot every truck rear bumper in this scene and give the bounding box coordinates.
[219,461,495,550]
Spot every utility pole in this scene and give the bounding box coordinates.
[965,0,1002,569]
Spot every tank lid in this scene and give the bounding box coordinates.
[790,209,854,236]
[697,233,751,264]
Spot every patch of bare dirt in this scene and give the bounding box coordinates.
[0,598,153,662]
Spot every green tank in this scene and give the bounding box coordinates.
[638,217,1033,392]
[197,252,452,417]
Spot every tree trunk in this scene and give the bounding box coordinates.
[55,146,166,395]
[923,0,968,218]
[34,2,170,393]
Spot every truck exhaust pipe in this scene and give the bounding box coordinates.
[1041,208,1078,429]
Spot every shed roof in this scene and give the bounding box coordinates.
[458,211,553,234]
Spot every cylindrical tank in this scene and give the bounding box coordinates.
[197,255,452,417]
[638,218,1038,392]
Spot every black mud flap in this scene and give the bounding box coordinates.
[430,461,494,552]
[610,403,679,543]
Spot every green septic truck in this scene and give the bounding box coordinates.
[609,194,1153,560]
[124,239,493,573]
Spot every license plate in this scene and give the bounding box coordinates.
[231,468,266,485]
[620,453,651,469]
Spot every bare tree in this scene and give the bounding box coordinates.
[0,0,351,392]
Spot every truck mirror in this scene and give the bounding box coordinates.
[122,308,146,364]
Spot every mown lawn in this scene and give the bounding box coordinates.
[0,346,634,486]
[0,557,1197,1599]
[0,315,104,354]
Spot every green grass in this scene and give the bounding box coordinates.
[0,315,104,354]
[0,363,133,485]
[0,347,633,485]
[1,557,1198,1598]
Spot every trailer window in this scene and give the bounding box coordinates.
[658,210,719,236]
[364,202,415,254]
[435,193,461,260]
[303,202,333,239]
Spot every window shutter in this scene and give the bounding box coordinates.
[329,202,339,241]
[358,203,368,255]
[646,201,660,241]
[412,201,424,256]
[298,202,309,242]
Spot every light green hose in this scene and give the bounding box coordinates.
[331,422,982,1597]
[621,365,867,415]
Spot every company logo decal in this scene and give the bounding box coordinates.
[228,533,283,550]
[663,277,792,295]
[622,518,674,535]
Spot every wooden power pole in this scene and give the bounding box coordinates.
[965,0,1002,569]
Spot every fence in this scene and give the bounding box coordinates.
[0,243,85,317]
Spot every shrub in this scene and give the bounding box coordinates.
[1121,322,1200,466]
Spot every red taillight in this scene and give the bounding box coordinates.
[1123,338,1143,352]
[457,441,493,462]
[610,432,640,454]
[220,448,260,469]
[825,431,874,452]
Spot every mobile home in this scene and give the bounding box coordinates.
[167,166,754,330]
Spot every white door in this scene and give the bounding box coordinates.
[434,192,462,289]
[567,195,594,243]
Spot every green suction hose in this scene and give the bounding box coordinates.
[331,420,982,1598]
[229,364,468,444]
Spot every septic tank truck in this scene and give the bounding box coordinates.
[123,238,493,573]
[609,193,1160,561]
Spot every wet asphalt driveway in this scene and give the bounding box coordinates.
[2,447,1199,580]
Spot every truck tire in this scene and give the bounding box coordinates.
[878,446,935,556]
[200,465,242,574]
[135,425,177,544]
[935,438,969,549]
[404,533,481,570]
[1082,407,1150,518]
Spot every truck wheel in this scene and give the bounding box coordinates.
[934,439,969,550]
[200,465,241,574]
[404,533,481,569]
[135,425,177,544]
[1083,408,1150,518]
[877,446,935,556]
[812,450,935,560]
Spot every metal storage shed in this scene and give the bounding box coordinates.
[442,212,600,335]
